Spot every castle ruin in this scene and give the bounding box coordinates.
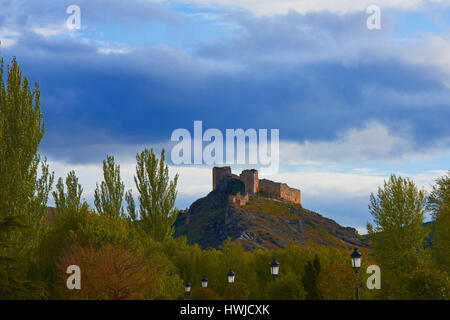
[212,167,301,206]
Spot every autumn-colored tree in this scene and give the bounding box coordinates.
[223,281,250,300]
[317,263,356,300]
[56,244,154,299]
[190,287,221,300]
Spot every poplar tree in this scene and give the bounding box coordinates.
[367,175,427,296]
[52,170,84,214]
[0,57,53,298]
[428,171,450,271]
[94,155,125,218]
[133,148,178,242]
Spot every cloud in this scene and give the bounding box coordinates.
[175,0,450,16]
[279,121,427,164]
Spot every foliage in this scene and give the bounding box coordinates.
[94,155,125,218]
[56,244,153,299]
[265,273,305,300]
[407,267,450,300]
[223,281,250,300]
[190,287,221,300]
[428,171,450,272]
[53,171,84,214]
[134,148,178,242]
[0,57,53,299]
[317,263,355,300]
[367,175,428,298]
[302,254,322,300]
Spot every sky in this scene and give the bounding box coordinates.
[1,0,449,234]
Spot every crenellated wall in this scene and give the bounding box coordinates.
[259,179,301,205]
[213,167,301,206]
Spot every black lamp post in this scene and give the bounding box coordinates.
[185,282,191,300]
[201,276,208,288]
[350,248,362,301]
[227,270,235,284]
[270,259,280,282]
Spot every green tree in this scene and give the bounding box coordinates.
[428,171,450,271]
[266,273,305,300]
[302,254,322,300]
[223,281,250,300]
[407,267,450,300]
[53,170,84,214]
[367,175,427,297]
[0,57,53,299]
[125,189,137,222]
[94,155,125,218]
[134,148,178,242]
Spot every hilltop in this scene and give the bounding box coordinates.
[174,170,369,250]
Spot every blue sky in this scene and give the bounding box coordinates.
[1,0,449,233]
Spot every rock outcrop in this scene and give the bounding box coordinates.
[174,176,369,250]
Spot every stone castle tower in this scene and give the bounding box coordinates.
[212,166,301,206]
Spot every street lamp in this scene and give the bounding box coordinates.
[270,259,280,282]
[201,276,208,288]
[185,282,191,300]
[350,248,362,301]
[227,270,235,284]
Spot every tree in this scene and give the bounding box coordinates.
[407,267,450,300]
[302,254,322,300]
[56,244,154,299]
[125,189,137,222]
[190,287,221,300]
[134,148,178,242]
[367,175,427,290]
[94,155,125,218]
[0,57,53,299]
[428,171,450,271]
[317,263,355,300]
[53,171,84,215]
[223,281,250,300]
[266,273,305,300]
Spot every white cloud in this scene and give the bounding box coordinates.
[0,27,21,48]
[47,160,211,205]
[404,34,450,75]
[175,0,449,16]
[280,121,416,165]
[31,25,66,37]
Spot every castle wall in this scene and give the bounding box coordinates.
[213,166,231,190]
[259,179,301,205]
[279,183,301,205]
[214,167,301,205]
[259,179,281,197]
[240,169,259,194]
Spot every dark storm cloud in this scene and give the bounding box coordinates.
[1,7,449,164]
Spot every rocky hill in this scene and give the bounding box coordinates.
[174,175,369,250]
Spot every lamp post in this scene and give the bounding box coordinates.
[270,259,280,282]
[350,248,362,301]
[227,270,235,284]
[185,282,191,300]
[201,276,208,288]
